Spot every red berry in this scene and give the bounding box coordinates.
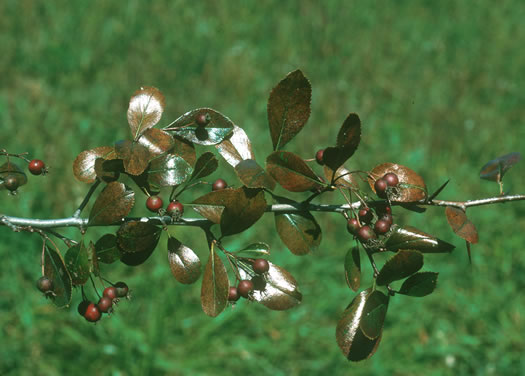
[195,112,211,126]
[374,178,388,198]
[357,226,377,242]
[253,259,270,274]
[228,286,240,302]
[114,282,129,298]
[103,286,118,301]
[374,219,391,235]
[28,159,46,175]
[3,175,19,192]
[78,300,91,316]
[383,172,399,187]
[97,296,113,313]
[346,218,361,235]
[167,200,184,216]
[146,196,163,212]
[358,208,373,224]
[84,303,101,322]
[237,279,254,298]
[315,149,325,165]
[36,276,53,293]
[212,178,227,191]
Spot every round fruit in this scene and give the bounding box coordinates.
[381,213,393,226]
[167,200,184,216]
[114,282,129,298]
[146,196,163,212]
[3,175,19,192]
[374,178,388,198]
[374,219,391,235]
[358,207,373,224]
[315,149,325,165]
[228,286,240,302]
[253,259,270,274]
[346,218,361,235]
[212,178,227,191]
[237,279,254,298]
[383,172,399,187]
[195,113,210,126]
[103,286,118,301]
[84,303,101,322]
[78,300,91,316]
[28,159,46,175]
[357,226,377,242]
[36,276,53,293]
[97,296,113,313]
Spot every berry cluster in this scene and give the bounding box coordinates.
[77,282,129,323]
[228,258,270,302]
[2,158,47,193]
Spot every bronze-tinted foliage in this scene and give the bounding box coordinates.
[128,86,165,140]
[235,159,276,190]
[385,226,455,253]
[323,113,361,171]
[267,69,311,151]
[0,161,28,189]
[201,244,229,317]
[65,241,91,285]
[94,234,122,264]
[88,182,135,225]
[115,139,151,176]
[369,163,427,202]
[148,152,193,188]
[376,250,423,286]
[324,165,358,188]
[189,152,218,181]
[233,242,271,258]
[138,128,175,157]
[44,245,72,308]
[275,208,322,255]
[168,236,201,285]
[479,152,521,182]
[215,125,255,167]
[336,289,383,361]
[359,290,389,340]
[167,108,234,146]
[94,158,122,183]
[398,272,438,297]
[445,206,479,244]
[73,146,117,183]
[117,221,161,266]
[192,187,267,237]
[345,246,361,291]
[266,151,322,192]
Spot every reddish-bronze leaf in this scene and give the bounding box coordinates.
[215,125,255,167]
[201,243,229,317]
[480,152,521,182]
[127,86,165,140]
[168,237,201,285]
[275,209,322,255]
[65,241,91,286]
[148,152,193,188]
[398,272,439,297]
[0,161,28,189]
[323,113,361,170]
[235,159,276,190]
[376,250,423,286]
[359,290,389,340]
[44,245,72,308]
[345,246,361,291]
[266,151,322,192]
[94,158,122,183]
[72,146,117,183]
[88,182,135,225]
[138,128,174,157]
[94,234,122,264]
[445,206,479,244]
[117,221,162,254]
[167,108,234,145]
[189,152,218,181]
[369,163,427,202]
[385,226,455,253]
[324,165,359,188]
[173,135,196,166]
[115,139,151,176]
[267,69,311,151]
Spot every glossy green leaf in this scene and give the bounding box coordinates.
[445,206,479,244]
[215,125,255,167]
[72,146,117,183]
[201,243,229,317]
[233,242,271,258]
[94,234,122,264]
[115,139,151,176]
[167,108,234,145]
[369,163,427,202]
[138,128,174,157]
[275,207,322,255]
[323,113,361,170]
[44,245,72,308]
[480,152,521,182]
[235,159,276,190]
[398,272,439,297]
[267,69,311,151]
[168,236,201,285]
[189,152,218,181]
[148,152,193,188]
[127,86,165,140]
[359,290,389,340]
[65,241,91,285]
[88,182,135,225]
[376,250,423,286]
[266,151,322,192]
[0,161,28,189]
[345,246,361,291]
[385,226,455,253]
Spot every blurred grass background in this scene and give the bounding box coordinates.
[1,1,525,375]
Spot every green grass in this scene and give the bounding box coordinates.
[1,1,525,375]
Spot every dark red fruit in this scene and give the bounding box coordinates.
[146,196,163,212]
[212,178,227,191]
[374,178,388,198]
[357,226,377,242]
[97,296,113,313]
[237,279,254,298]
[315,149,325,165]
[84,303,101,322]
[253,259,270,274]
[346,218,361,235]
[167,200,184,216]
[36,276,53,293]
[374,219,391,235]
[78,300,91,316]
[358,207,373,224]
[3,175,19,192]
[114,282,129,298]
[228,286,240,302]
[376,204,392,216]
[195,112,211,126]
[381,213,393,226]
[28,159,46,175]
[103,286,118,301]
[383,172,399,187]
